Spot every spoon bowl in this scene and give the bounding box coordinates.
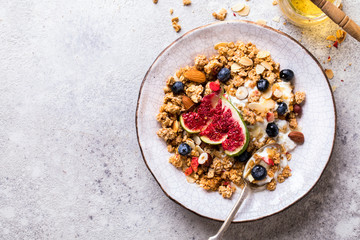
[208,143,282,240]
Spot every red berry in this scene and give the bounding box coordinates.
[266,112,274,122]
[191,157,199,172]
[209,80,220,92]
[184,167,193,176]
[262,157,274,166]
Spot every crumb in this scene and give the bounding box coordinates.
[326,35,336,41]
[325,69,334,79]
[153,0,158,3]
[272,16,280,22]
[213,8,227,21]
[327,56,331,62]
[236,5,250,16]
[273,0,278,5]
[332,85,337,92]
[170,8,173,15]
[183,0,191,6]
[171,17,181,32]
[256,19,267,25]
[336,29,346,43]
[172,23,181,32]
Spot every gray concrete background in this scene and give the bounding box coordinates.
[0,0,359,239]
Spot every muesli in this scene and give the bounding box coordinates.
[156,41,305,198]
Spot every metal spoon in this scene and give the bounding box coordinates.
[208,143,281,240]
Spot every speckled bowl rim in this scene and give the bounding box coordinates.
[135,20,337,223]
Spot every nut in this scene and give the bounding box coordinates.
[214,42,228,50]
[198,153,213,167]
[236,5,250,16]
[288,131,304,144]
[239,56,253,66]
[184,69,206,83]
[273,89,283,98]
[235,86,248,100]
[293,104,302,115]
[231,62,241,72]
[257,50,270,59]
[255,64,265,75]
[182,95,195,110]
[231,3,245,12]
[172,120,179,132]
[261,61,273,70]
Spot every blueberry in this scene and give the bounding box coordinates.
[251,165,267,180]
[266,122,279,137]
[280,69,294,82]
[277,102,288,116]
[256,79,269,91]
[217,68,231,82]
[235,151,252,162]
[178,143,191,156]
[171,82,184,94]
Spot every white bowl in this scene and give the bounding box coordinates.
[136,21,336,222]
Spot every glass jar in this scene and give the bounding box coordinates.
[279,0,342,26]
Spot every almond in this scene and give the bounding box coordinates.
[255,64,265,75]
[214,42,228,50]
[231,3,245,12]
[237,5,250,16]
[184,69,206,83]
[231,62,241,72]
[257,50,270,59]
[261,61,273,70]
[182,95,194,110]
[288,131,304,144]
[239,56,253,66]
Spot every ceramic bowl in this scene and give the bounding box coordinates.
[136,21,336,222]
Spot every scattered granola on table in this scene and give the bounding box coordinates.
[183,0,191,6]
[171,17,181,32]
[326,29,347,48]
[212,8,227,21]
[156,41,306,198]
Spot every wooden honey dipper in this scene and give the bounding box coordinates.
[311,0,360,41]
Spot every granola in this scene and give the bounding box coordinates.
[171,17,181,32]
[156,41,306,198]
[212,8,227,21]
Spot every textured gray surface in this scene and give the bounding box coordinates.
[0,0,359,239]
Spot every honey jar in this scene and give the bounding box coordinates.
[279,0,342,26]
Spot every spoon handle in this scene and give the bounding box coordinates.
[311,0,360,42]
[208,183,249,240]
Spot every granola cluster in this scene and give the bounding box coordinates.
[156,41,305,198]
